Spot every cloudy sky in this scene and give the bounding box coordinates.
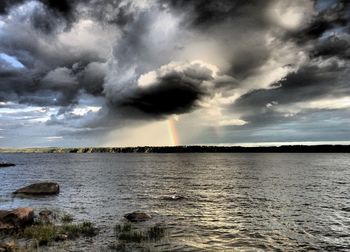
[0,0,349,147]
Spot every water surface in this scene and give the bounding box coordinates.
[0,153,349,251]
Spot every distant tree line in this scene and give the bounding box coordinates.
[1,145,350,153]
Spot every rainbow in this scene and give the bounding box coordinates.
[167,118,180,146]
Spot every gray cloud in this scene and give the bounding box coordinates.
[110,61,216,116]
[0,0,350,146]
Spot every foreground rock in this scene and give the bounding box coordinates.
[0,241,15,252]
[39,209,53,223]
[55,234,68,242]
[0,163,15,168]
[13,182,59,195]
[0,208,34,231]
[124,211,151,222]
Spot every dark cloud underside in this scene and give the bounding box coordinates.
[0,0,350,146]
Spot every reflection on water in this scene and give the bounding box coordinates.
[0,153,350,251]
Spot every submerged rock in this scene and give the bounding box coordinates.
[13,182,59,195]
[0,207,34,231]
[0,163,15,168]
[124,211,151,222]
[162,195,185,201]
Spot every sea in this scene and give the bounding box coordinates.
[0,153,349,251]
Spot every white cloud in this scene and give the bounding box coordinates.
[276,96,350,114]
[218,118,247,126]
[71,106,102,116]
[269,0,314,30]
[137,60,219,88]
[58,19,119,58]
[46,136,63,140]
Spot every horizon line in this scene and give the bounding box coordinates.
[2,141,350,149]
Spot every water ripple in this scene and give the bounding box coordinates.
[0,153,349,251]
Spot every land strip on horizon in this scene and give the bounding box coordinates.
[1,145,350,153]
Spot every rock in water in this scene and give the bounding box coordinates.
[162,195,185,201]
[124,211,151,222]
[0,162,15,167]
[0,207,34,230]
[13,182,59,195]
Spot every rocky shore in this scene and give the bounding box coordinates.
[0,182,165,251]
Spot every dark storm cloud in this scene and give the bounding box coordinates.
[223,0,350,132]
[161,0,273,28]
[228,46,271,80]
[313,35,350,59]
[82,0,135,27]
[115,63,214,115]
[41,0,72,15]
[101,3,222,118]
[0,0,72,15]
[30,4,67,33]
[120,84,201,115]
[0,0,110,108]
[0,0,297,117]
[0,0,25,14]
[244,58,347,103]
[0,0,75,32]
[286,0,349,44]
[0,0,157,116]
[0,0,77,16]
[232,57,350,127]
[1,0,350,146]
[161,0,276,81]
[197,109,350,144]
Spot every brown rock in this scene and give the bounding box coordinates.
[0,222,13,232]
[13,182,59,195]
[0,208,34,230]
[55,234,68,242]
[124,211,151,222]
[0,241,16,252]
[39,209,53,223]
[39,209,53,218]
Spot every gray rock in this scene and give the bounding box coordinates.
[162,195,185,201]
[13,182,59,195]
[124,211,151,222]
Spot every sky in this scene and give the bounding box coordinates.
[0,0,349,147]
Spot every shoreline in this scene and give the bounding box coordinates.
[1,145,350,153]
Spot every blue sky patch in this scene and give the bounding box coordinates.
[0,53,25,69]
